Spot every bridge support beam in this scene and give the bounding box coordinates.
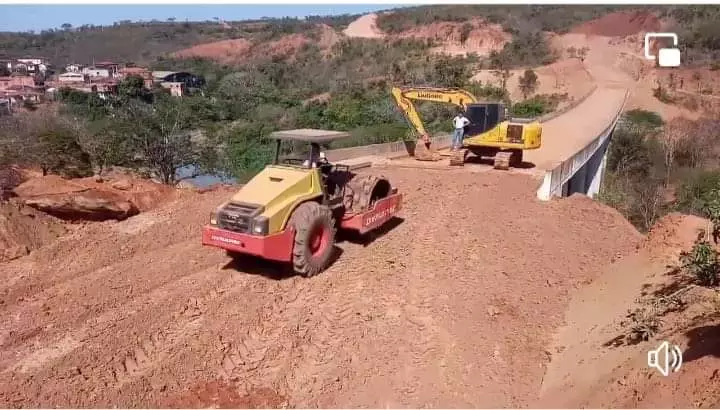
[587,142,608,198]
[535,90,627,201]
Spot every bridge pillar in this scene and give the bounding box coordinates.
[587,146,608,198]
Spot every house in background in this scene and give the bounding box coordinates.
[58,72,86,83]
[94,61,120,77]
[0,75,35,88]
[82,66,110,78]
[162,81,185,97]
[118,66,154,89]
[152,71,205,96]
[16,57,48,66]
[14,57,50,74]
[65,63,84,73]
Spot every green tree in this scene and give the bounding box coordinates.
[518,69,539,99]
[429,56,470,88]
[113,94,197,184]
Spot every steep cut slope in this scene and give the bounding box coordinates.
[540,213,720,408]
[0,167,640,407]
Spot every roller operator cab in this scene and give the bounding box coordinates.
[201,129,403,278]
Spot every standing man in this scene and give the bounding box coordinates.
[452,111,470,151]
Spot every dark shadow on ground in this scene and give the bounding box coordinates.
[338,217,405,247]
[463,155,536,169]
[221,247,345,280]
[683,313,720,363]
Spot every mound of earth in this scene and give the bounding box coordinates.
[0,201,66,263]
[12,175,174,222]
[571,10,662,37]
[397,19,510,57]
[256,33,309,61]
[173,38,253,64]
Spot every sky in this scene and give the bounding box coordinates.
[0,4,408,32]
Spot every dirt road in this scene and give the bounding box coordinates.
[342,13,384,39]
[526,86,628,170]
[0,167,640,407]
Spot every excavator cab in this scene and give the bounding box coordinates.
[464,103,506,136]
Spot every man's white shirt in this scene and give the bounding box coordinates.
[453,116,469,129]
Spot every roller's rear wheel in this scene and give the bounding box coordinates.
[288,202,336,277]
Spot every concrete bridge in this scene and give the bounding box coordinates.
[531,87,628,201]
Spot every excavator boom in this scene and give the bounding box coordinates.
[391,86,478,161]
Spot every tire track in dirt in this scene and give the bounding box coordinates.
[0,239,221,364]
[0,256,263,406]
[0,194,212,306]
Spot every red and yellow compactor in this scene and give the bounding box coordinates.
[202,129,403,277]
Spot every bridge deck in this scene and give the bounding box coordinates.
[525,87,628,171]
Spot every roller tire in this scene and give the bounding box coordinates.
[288,202,336,277]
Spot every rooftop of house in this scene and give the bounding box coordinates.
[152,71,179,79]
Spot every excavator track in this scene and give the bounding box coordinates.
[492,150,522,170]
[449,149,468,166]
[493,152,512,170]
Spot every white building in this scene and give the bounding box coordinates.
[58,72,86,83]
[82,67,110,78]
[65,64,83,73]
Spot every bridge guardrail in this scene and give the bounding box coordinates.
[536,90,629,201]
[325,134,452,163]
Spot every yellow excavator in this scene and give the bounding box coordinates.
[391,86,543,169]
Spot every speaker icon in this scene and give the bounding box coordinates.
[647,340,683,376]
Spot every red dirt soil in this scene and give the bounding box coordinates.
[0,167,641,407]
[173,39,253,64]
[0,201,66,263]
[174,33,312,63]
[536,211,720,408]
[571,10,662,37]
[398,19,510,57]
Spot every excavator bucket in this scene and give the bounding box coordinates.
[413,135,441,161]
[414,141,440,161]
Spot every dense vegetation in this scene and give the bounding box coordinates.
[375,5,629,34]
[599,110,720,232]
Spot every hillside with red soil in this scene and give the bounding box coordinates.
[571,10,662,37]
[396,18,510,57]
[173,38,253,64]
